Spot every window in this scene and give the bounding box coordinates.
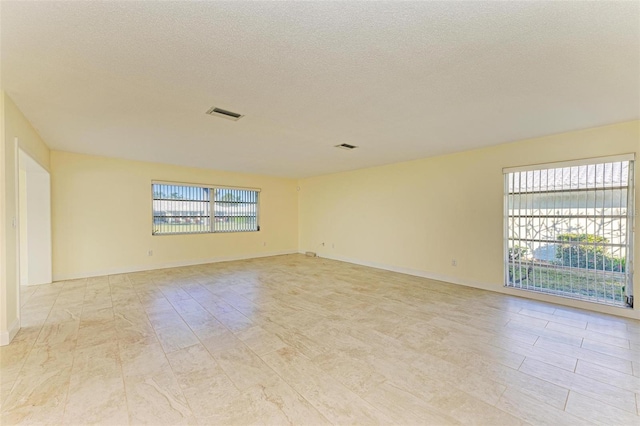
[152,182,259,235]
[504,155,634,307]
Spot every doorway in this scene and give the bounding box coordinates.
[17,149,52,291]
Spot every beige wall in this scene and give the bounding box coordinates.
[1,92,51,341]
[50,151,299,280]
[1,94,638,345]
[299,120,640,319]
[0,92,6,337]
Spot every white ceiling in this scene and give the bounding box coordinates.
[1,1,639,178]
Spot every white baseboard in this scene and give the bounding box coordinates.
[22,281,53,287]
[52,250,299,281]
[0,317,20,346]
[312,251,491,288]
[312,252,640,320]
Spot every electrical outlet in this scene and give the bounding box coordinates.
[148,250,153,256]
[451,259,457,267]
[331,243,335,249]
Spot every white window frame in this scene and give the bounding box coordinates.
[503,154,635,308]
[152,181,260,235]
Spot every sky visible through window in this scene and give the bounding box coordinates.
[508,162,629,193]
[153,185,257,202]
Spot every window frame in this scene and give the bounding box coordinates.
[503,154,635,308]
[151,181,260,236]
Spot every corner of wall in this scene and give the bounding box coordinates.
[0,318,20,346]
[1,91,53,345]
[296,179,303,253]
[0,90,8,338]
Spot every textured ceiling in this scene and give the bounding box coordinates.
[1,1,639,178]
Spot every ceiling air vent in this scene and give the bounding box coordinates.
[335,143,358,150]
[206,106,244,121]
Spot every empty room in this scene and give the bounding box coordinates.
[1,1,639,425]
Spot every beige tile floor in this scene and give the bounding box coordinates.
[1,254,639,425]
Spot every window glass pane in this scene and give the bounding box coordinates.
[152,183,210,234]
[213,188,258,232]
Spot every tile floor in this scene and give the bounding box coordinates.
[1,254,639,425]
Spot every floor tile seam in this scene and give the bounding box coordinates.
[145,305,195,356]
[383,374,510,423]
[495,385,508,408]
[563,389,571,411]
[483,335,566,362]
[434,336,529,373]
[484,387,563,424]
[0,380,19,410]
[184,293,230,323]
[575,357,640,377]
[359,384,457,424]
[186,334,249,396]
[560,390,606,426]
[58,335,81,424]
[571,362,640,395]
[519,355,584,379]
[418,355,528,396]
[516,356,526,371]
[109,282,136,426]
[580,336,634,351]
[257,352,336,425]
[583,337,640,355]
[517,357,574,389]
[507,318,575,340]
[192,291,255,326]
[533,339,635,372]
[256,344,384,425]
[427,317,516,343]
[178,294,243,342]
[29,304,56,344]
[520,361,638,415]
[114,347,134,424]
[554,312,633,328]
[579,341,640,363]
[150,315,193,333]
[532,315,589,330]
[7,337,38,383]
[496,382,596,425]
[567,388,640,417]
[135,288,172,337]
[551,321,640,346]
[118,337,196,423]
[503,323,556,346]
[344,348,509,412]
[583,320,640,332]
